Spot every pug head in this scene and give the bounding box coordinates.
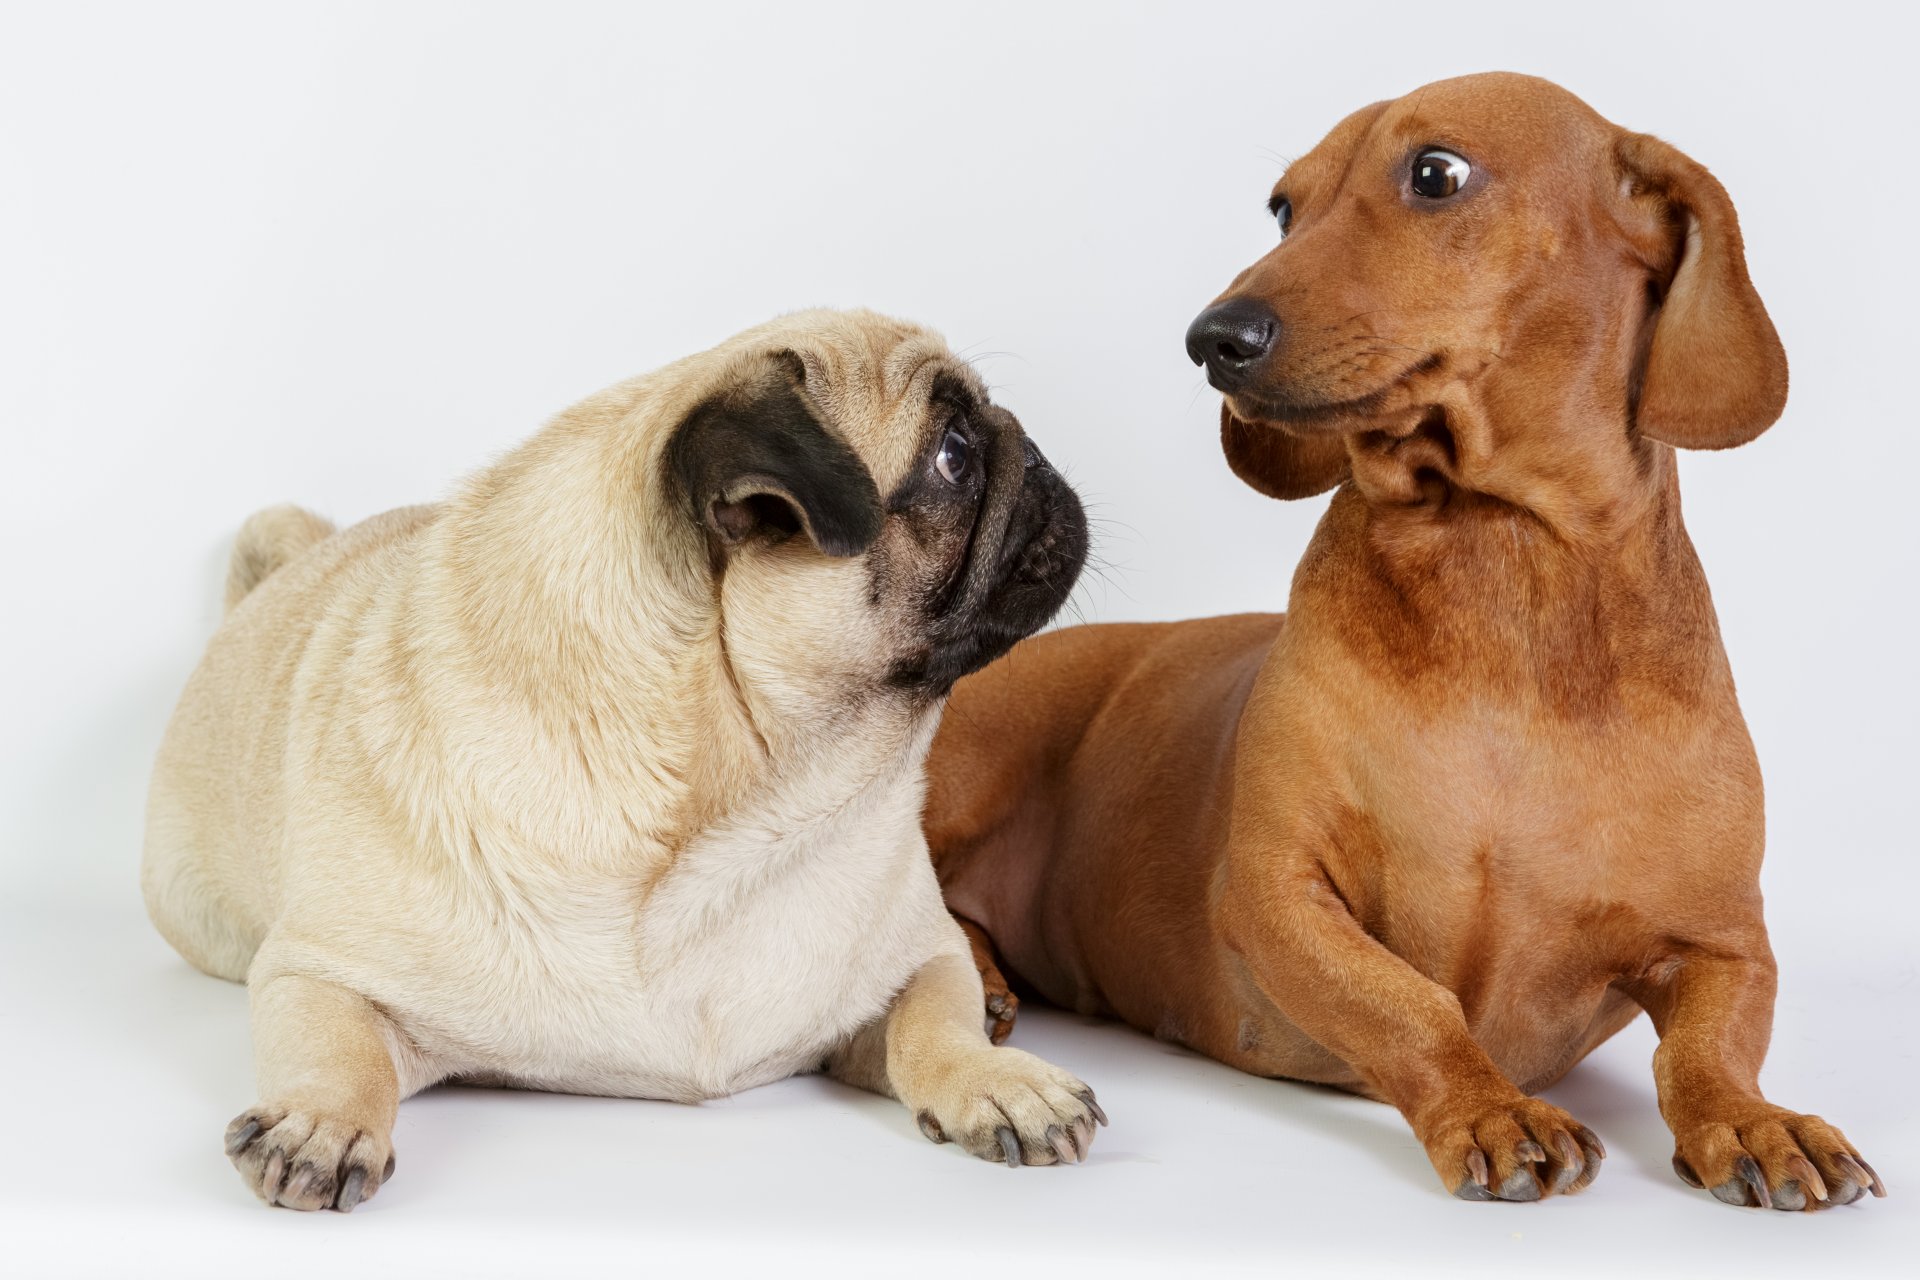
[660,311,1087,727]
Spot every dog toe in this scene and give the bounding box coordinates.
[225,1104,393,1212]
[1431,1096,1602,1202]
[1673,1105,1879,1212]
[910,1048,1104,1167]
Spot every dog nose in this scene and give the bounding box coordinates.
[1185,299,1278,390]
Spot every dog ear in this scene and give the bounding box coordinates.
[666,357,882,557]
[1220,405,1350,499]
[1616,132,1787,450]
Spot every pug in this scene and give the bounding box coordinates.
[141,308,1102,1211]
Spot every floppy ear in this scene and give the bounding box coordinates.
[1616,132,1788,450]
[666,357,882,557]
[1220,405,1350,499]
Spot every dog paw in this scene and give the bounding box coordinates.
[1426,1095,1605,1201]
[911,1047,1107,1167]
[981,976,1020,1046]
[225,1105,395,1211]
[1670,1104,1883,1211]
[956,916,1019,1045]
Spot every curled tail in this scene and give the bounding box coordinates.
[224,504,336,613]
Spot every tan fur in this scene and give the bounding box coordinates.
[927,75,1880,1210]
[223,504,337,613]
[144,309,1101,1212]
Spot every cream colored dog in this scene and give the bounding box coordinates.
[142,309,1103,1212]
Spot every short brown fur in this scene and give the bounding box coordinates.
[927,73,1880,1209]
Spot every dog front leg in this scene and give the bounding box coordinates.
[223,968,425,1211]
[953,914,1019,1044]
[1222,851,1605,1201]
[1624,947,1882,1210]
[825,949,1105,1166]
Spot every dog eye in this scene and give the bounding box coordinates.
[1271,197,1292,237]
[934,427,971,485]
[1411,149,1470,199]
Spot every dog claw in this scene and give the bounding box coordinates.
[1078,1090,1108,1127]
[915,1109,947,1144]
[336,1168,368,1212]
[1550,1131,1584,1194]
[1733,1155,1772,1209]
[1832,1151,1881,1199]
[1045,1124,1079,1165]
[1466,1147,1490,1188]
[1785,1155,1828,1203]
[1516,1139,1547,1164]
[996,1126,1021,1168]
[225,1118,262,1157]
[1673,1154,1705,1188]
[261,1151,287,1199]
[1854,1156,1887,1198]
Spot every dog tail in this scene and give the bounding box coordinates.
[224,504,336,613]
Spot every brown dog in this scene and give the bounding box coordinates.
[926,73,1883,1209]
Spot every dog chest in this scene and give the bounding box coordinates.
[1332,701,1762,1004]
[390,792,949,1101]
[633,813,945,1086]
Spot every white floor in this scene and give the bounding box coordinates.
[3,895,1912,1279]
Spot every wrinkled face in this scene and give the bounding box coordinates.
[1186,73,1641,437]
[667,313,1087,719]
[869,383,1087,695]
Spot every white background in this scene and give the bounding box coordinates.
[3,2,1914,1275]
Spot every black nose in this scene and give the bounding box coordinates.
[1185,298,1279,390]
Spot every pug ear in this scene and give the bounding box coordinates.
[666,357,882,557]
[1616,132,1788,450]
[1220,405,1350,499]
